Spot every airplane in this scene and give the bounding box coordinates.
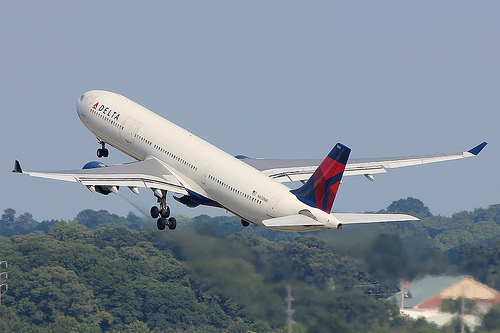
[13,90,487,232]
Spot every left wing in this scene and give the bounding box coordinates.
[13,157,189,196]
[241,142,487,183]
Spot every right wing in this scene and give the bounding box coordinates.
[241,142,487,183]
[13,156,189,195]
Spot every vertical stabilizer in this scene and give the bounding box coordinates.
[291,143,350,214]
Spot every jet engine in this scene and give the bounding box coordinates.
[82,161,118,195]
[82,161,107,170]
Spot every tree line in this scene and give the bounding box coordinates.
[1,198,500,332]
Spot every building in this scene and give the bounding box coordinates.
[390,275,500,328]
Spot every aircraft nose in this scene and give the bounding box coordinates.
[76,92,95,116]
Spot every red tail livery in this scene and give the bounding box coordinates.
[291,143,350,214]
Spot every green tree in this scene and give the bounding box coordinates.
[15,266,102,325]
[293,284,400,332]
[386,197,432,218]
[75,209,130,229]
[50,220,88,241]
[0,208,42,236]
[50,316,83,333]
[123,320,150,332]
[136,278,209,330]
[1,206,473,332]
[126,212,150,231]
[281,236,361,290]
[0,305,34,332]
[440,297,476,333]
[185,257,284,326]
[365,233,409,284]
[482,304,500,331]
[15,212,36,227]
[440,297,476,315]
[1,208,16,226]
[309,313,353,333]
[93,227,139,249]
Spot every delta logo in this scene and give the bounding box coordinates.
[92,102,120,121]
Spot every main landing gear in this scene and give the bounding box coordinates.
[97,140,109,158]
[150,189,177,230]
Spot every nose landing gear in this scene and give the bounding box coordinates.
[97,140,109,158]
[151,189,177,230]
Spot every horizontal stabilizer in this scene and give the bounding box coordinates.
[332,213,419,224]
[262,215,325,228]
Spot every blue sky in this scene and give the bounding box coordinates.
[1,2,498,222]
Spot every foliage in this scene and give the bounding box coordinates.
[481,304,500,331]
[0,208,54,237]
[15,266,101,325]
[440,297,477,315]
[385,197,433,219]
[75,209,150,230]
[4,198,500,331]
[365,233,410,284]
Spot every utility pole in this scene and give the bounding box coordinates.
[285,285,294,333]
[0,255,8,306]
[460,295,465,333]
[400,280,406,310]
[400,280,404,309]
[460,283,469,333]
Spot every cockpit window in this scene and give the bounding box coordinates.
[80,95,85,101]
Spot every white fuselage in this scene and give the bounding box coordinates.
[76,90,340,231]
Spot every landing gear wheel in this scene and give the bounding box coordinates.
[161,206,170,218]
[168,217,177,230]
[157,217,167,230]
[153,189,174,230]
[241,220,250,227]
[97,140,109,158]
[150,206,160,219]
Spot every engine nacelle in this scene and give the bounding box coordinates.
[82,161,107,170]
[94,185,115,195]
[82,161,119,195]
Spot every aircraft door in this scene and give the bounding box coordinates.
[126,121,139,144]
[202,167,210,185]
[267,197,279,218]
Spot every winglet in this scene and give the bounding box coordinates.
[13,160,23,173]
[468,142,487,156]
